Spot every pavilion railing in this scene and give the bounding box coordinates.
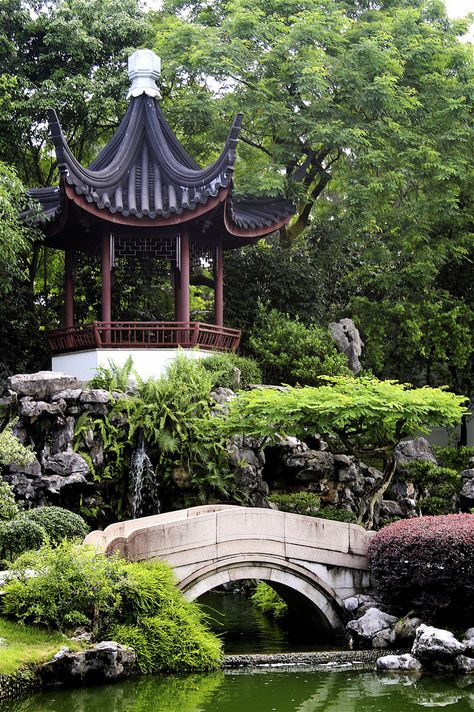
[47,322,241,355]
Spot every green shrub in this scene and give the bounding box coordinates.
[267,492,357,522]
[267,492,321,515]
[248,307,350,385]
[21,507,89,543]
[0,479,19,521]
[1,544,223,673]
[202,353,262,390]
[435,447,474,473]
[404,461,461,515]
[0,422,34,468]
[1,540,127,631]
[0,518,46,564]
[251,582,288,620]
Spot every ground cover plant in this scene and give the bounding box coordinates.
[368,514,474,624]
[0,541,223,674]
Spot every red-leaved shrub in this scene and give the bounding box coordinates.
[368,514,474,623]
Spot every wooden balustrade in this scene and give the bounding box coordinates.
[47,322,241,354]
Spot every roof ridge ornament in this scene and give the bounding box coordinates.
[127,49,161,100]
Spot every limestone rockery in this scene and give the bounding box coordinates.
[0,372,443,527]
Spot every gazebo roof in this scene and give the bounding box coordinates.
[48,96,242,221]
[28,50,294,240]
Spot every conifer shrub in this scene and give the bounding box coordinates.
[368,514,474,623]
[21,506,89,543]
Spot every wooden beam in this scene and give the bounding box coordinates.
[101,231,112,328]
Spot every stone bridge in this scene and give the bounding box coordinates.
[85,505,374,635]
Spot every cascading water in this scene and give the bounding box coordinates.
[130,437,160,518]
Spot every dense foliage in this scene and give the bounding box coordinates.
[22,506,89,544]
[251,582,288,620]
[0,479,19,521]
[0,421,34,467]
[403,461,461,516]
[0,541,223,672]
[201,353,262,390]
[248,309,350,385]
[75,356,232,521]
[220,376,467,526]
[0,518,46,564]
[369,515,474,623]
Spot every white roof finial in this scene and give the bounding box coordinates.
[127,49,161,99]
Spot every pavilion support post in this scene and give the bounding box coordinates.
[101,231,112,345]
[64,246,75,329]
[214,241,224,327]
[176,227,190,343]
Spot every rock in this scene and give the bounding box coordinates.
[43,451,90,478]
[8,372,81,400]
[79,389,110,404]
[211,387,237,409]
[40,641,136,684]
[394,616,424,642]
[412,624,465,665]
[346,608,398,648]
[328,318,364,374]
[462,628,474,653]
[456,655,474,674]
[46,417,75,454]
[460,479,474,504]
[293,451,335,481]
[337,464,359,483]
[71,628,93,643]
[171,466,192,489]
[333,454,354,468]
[39,473,89,496]
[394,438,437,474]
[228,436,268,507]
[461,469,474,481]
[19,398,66,418]
[52,389,83,402]
[377,653,422,671]
[380,500,405,518]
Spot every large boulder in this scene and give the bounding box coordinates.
[328,318,364,374]
[43,451,90,478]
[412,625,465,665]
[394,438,437,475]
[7,372,80,400]
[40,642,136,684]
[346,607,398,648]
[376,653,422,671]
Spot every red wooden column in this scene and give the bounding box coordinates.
[177,226,190,321]
[214,241,224,327]
[64,246,75,328]
[101,231,112,343]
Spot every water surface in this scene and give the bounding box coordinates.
[3,669,474,712]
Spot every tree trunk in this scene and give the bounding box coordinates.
[459,414,468,448]
[357,457,398,530]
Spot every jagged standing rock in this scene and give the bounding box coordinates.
[412,625,465,666]
[40,642,136,684]
[328,318,364,374]
[346,608,398,648]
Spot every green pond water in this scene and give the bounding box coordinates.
[3,670,474,712]
[2,593,473,711]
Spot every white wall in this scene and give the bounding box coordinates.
[51,348,213,383]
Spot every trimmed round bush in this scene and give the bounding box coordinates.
[369,514,474,623]
[22,506,88,543]
[0,479,19,521]
[0,518,46,563]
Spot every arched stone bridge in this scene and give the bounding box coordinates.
[85,505,374,635]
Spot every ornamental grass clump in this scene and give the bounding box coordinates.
[368,514,474,624]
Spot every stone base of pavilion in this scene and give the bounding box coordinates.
[51,347,215,382]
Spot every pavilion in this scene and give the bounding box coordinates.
[29,49,294,381]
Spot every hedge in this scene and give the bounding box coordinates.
[368,514,474,623]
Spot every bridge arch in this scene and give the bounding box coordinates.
[179,554,346,635]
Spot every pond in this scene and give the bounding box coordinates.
[3,669,474,712]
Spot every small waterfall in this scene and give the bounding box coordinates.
[130,437,160,518]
